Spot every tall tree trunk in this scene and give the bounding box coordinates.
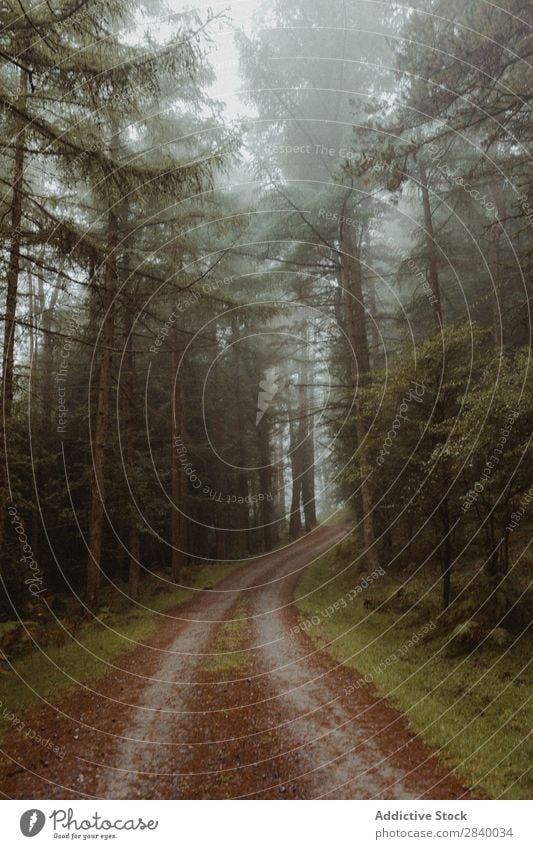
[302,437,316,530]
[366,270,380,368]
[28,271,41,566]
[354,394,380,571]
[124,312,141,598]
[489,223,502,349]
[258,417,273,550]
[85,135,119,606]
[215,486,227,560]
[85,239,116,605]
[339,212,370,376]
[266,422,285,542]
[128,519,140,599]
[277,424,286,525]
[420,168,455,604]
[1,68,27,417]
[0,68,28,558]
[339,195,380,572]
[288,381,304,538]
[301,333,317,531]
[171,325,187,581]
[419,164,443,329]
[40,282,61,426]
[234,342,251,553]
[490,182,506,348]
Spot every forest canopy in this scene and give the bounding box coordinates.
[0,0,531,713]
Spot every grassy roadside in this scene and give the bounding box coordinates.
[0,562,244,730]
[294,542,532,800]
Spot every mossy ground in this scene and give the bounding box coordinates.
[294,541,532,800]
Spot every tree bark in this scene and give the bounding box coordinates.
[171,325,187,581]
[339,205,370,376]
[28,270,42,567]
[339,194,380,572]
[420,168,454,605]
[1,68,27,419]
[128,520,141,599]
[40,282,61,426]
[234,342,251,552]
[490,182,506,348]
[258,417,273,550]
[215,504,227,560]
[124,312,141,598]
[277,424,286,526]
[419,164,443,329]
[301,334,317,531]
[0,68,28,558]
[85,135,119,606]
[288,384,303,539]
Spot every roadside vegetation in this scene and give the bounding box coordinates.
[295,540,532,800]
[0,562,243,729]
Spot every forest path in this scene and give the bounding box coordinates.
[0,525,470,799]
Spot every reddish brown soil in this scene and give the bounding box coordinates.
[0,525,472,799]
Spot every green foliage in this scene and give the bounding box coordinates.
[0,0,531,801]
[0,561,244,721]
[296,546,532,799]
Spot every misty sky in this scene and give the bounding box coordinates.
[168,0,261,119]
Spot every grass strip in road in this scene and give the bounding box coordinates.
[200,603,252,676]
[294,545,532,800]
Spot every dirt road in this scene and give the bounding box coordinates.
[0,525,470,799]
